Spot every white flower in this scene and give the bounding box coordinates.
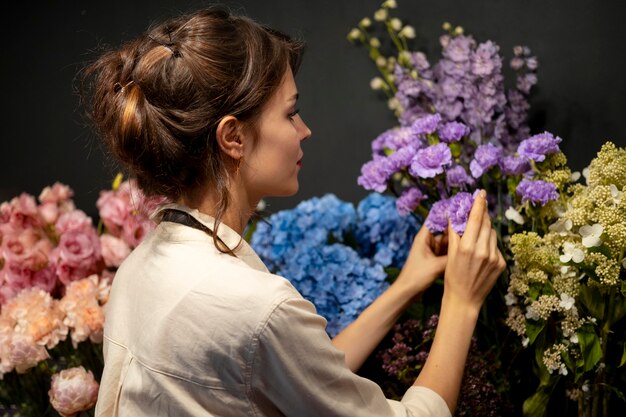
[375,56,387,68]
[505,292,517,306]
[453,26,464,35]
[582,382,590,392]
[374,8,388,21]
[559,364,568,376]
[522,337,530,347]
[570,171,581,182]
[359,17,371,28]
[579,223,603,248]
[559,293,576,310]
[347,28,361,41]
[505,206,525,225]
[582,167,590,184]
[369,37,381,48]
[570,333,579,344]
[525,307,540,321]
[256,199,266,212]
[560,242,584,263]
[610,184,622,205]
[549,218,573,236]
[370,77,385,90]
[382,0,397,8]
[399,25,416,39]
[390,18,402,31]
[387,97,401,111]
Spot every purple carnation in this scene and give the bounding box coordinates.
[516,179,558,206]
[396,187,426,216]
[388,145,418,170]
[517,132,562,162]
[438,121,469,143]
[411,114,442,136]
[372,127,417,153]
[469,144,503,178]
[425,199,450,233]
[446,165,475,188]
[500,155,531,176]
[357,157,395,193]
[409,143,452,178]
[448,192,475,235]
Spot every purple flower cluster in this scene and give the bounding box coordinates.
[425,191,476,235]
[516,179,558,205]
[517,132,562,162]
[469,144,503,178]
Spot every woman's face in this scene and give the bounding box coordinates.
[241,68,311,201]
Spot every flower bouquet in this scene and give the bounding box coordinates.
[0,177,161,416]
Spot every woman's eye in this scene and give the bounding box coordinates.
[288,109,300,120]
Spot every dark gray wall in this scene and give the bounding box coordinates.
[3,0,626,216]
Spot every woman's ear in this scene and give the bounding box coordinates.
[216,115,244,160]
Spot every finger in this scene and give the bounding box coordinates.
[447,220,461,254]
[462,190,487,243]
[476,208,493,250]
[414,223,433,245]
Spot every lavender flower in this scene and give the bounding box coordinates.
[500,156,531,176]
[409,143,452,178]
[446,165,475,188]
[516,179,558,205]
[471,41,500,76]
[442,35,473,62]
[448,192,474,234]
[518,132,562,162]
[438,121,469,143]
[425,199,449,233]
[411,113,442,136]
[396,187,426,216]
[388,145,419,170]
[372,126,418,152]
[469,144,503,178]
[357,157,395,192]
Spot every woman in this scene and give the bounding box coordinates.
[83,7,505,417]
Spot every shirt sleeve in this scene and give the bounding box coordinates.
[247,297,452,417]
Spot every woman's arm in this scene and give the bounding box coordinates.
[415,191,505,412]
[332,225,448,372]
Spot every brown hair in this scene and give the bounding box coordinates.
[81,7,304,251]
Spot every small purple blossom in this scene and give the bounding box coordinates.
[357,157,394,193]
[469,143,503,178]
[409,143,452,178]
[448,192,475,235]
[372,127,417,152]
[471,41,500,76]
[442,35,474,63]
[411,114,442,136]
[388,145,418,170]
[518,132,562,162]
[438,121,469,143]
[500,155,531,176]
[425,199,449,233]
[517,72,538,94]
[446,165,475,188]
[396,187,426,216]
[516,179,558,206]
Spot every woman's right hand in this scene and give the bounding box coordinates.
[443,190,505,312]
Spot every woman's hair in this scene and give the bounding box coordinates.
[81,7,303,250]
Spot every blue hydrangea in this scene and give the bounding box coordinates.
[355,193,421,269]
[250,193,420,336]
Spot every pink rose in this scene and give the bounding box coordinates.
[100,235,131,267]
[7,194,40,229]
[2,263,33,294]
[51,229,101,286]
[31,265,58,293]
[55,210,93,235]
[96,191,129,237]
[38,202,60,224]
[121,215,155,248]
[1,228,51,270]
[49,366,99,417]
[38,183,74,204]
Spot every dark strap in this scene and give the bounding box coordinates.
[161,208,214,237]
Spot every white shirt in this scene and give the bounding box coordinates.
[95,204,451,417]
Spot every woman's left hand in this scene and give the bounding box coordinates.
[393,224,448,300]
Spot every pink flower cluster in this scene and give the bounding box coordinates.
[49,366,99,417]
[0,275,111,378]
[0,183,102,304]
[97,179,166,267]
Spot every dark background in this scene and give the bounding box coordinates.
[3,0,626,216]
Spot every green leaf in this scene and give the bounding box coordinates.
[577,328,602,372]
[608,293,626,326]
[620,342,626,368]
[526,320,545,345]
[578,285,605,320]
[523,390,550,417]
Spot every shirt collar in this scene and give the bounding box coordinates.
[153,203,269,273]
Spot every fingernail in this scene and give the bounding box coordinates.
[479,189,487,199]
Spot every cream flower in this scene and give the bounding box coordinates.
[579,223,603,247]
[505,292,518,306]
[559,293,575,310]
[369,37,381,48]
[399,25,416,39]
[505,206,524,225]
[560,242,584,263]
[49,366,99,417]
[570,171,581,182]
[347,28,360,41]
[390,18,402,31]
[374,8,388,21]
[370,77,385,90]
[359,17,371,28]
[382,0,397,8]
[609,184,622,205]
[549,218,573,236]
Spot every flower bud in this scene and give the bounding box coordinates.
[399,25,416,39]
[374,8,388,21]
[369,37,381,48]
[347,28,361,41]
[390,18,402,31]
[359,17,372,28]
[376,56,387,67]
[442,22,452,31]
[382,0,397,8]
[454,26,464,35]
[370,77,385,90]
